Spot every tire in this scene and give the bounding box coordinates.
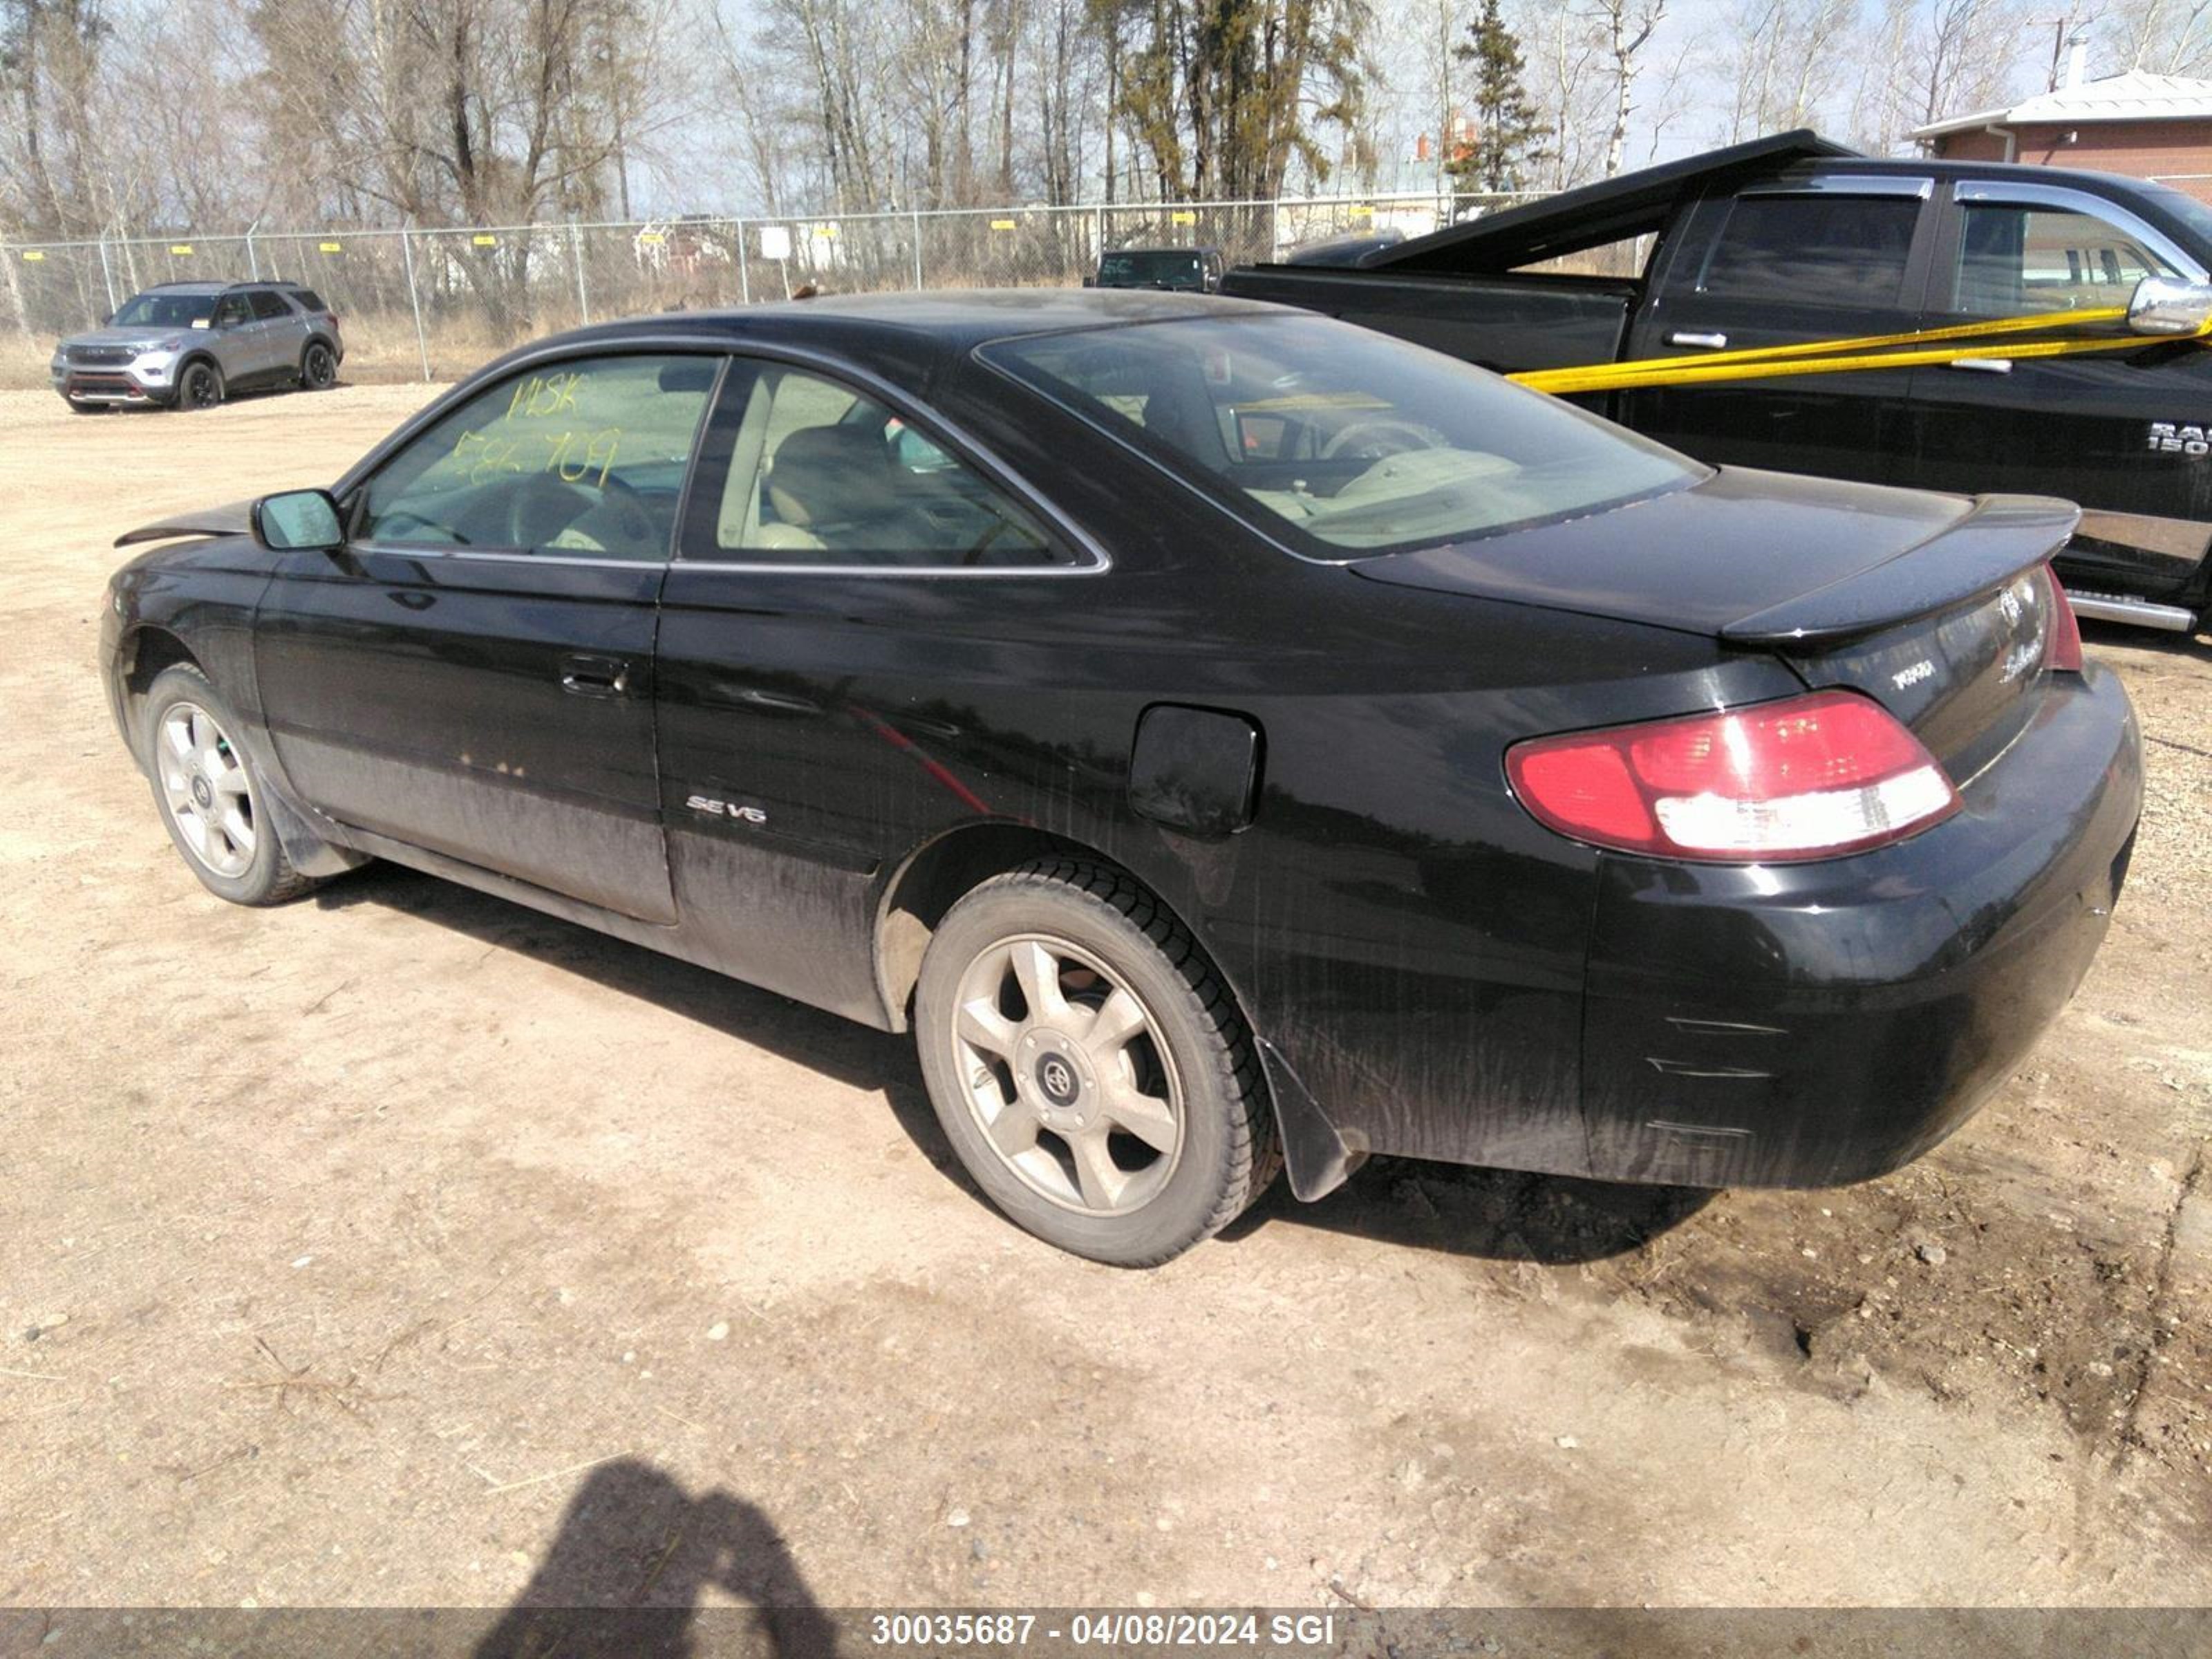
[300,339,337,391]
[913,859,1279,1265]
[176,358,223,411]
[141,665,320,906]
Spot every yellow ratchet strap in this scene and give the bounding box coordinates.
[1508,303,2210,396]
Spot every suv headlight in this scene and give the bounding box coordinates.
[138,337,185,357]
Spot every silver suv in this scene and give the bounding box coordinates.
[50,280,344,413]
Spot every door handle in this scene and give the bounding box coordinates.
[1665,330,1730,349]
[560,654,630,697]
[1947,356,2013,373]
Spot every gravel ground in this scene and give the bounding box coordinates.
[1,384,2208,1621]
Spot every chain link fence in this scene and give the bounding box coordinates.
[0,190,1541,386]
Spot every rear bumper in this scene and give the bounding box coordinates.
[1578,662,2142,1188]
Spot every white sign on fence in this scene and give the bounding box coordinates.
[758,225,791,261]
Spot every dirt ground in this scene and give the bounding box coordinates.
[1,384,2208,1620]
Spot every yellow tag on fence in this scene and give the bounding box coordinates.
[991,219,1017,232]
[1170,211,1196,225]
[21,250,44,262]
[319,241,342,254]
[473,234,498,247]
[169,245,193,256]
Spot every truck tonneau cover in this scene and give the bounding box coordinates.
[1364,130,1862,276]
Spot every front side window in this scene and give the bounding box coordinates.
[693,364,1065,568]
[1697,195,1922,305]
[355,353,719,561]
[983,314,1700,556]
[212,293,252,328]
[1953,203,2178,316]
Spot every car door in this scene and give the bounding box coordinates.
[1617,176,1937,483]
[1902,178,2212,600]
[654,354,1100,1019]
[252,349,724,923]
[207,290,259,381]
[247,288,303,382]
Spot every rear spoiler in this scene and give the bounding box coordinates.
[1721,494,2079,647]
[113,500,253,548]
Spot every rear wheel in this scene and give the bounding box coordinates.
[176,359,223,411]
[300,340,337,391]
[142,665,320,906]
[913,859,1277,1265]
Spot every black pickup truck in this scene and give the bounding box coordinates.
[1224,131,2212,634]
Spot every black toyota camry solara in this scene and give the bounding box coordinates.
[101,290,2142,1265]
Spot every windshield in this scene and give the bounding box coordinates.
[1097,251,1206,290]
[109,291,218,328]
[983,314,1702,557]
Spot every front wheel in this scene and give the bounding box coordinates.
[913,860,1278,1265]
[176,359,223,411]
[142,665,321,906]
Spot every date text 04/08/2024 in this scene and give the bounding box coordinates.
[867,1611,1341,1648]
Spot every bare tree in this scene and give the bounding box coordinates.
[1593,0,1667,176]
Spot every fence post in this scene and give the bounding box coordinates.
[246,221,261,280]
[735,218,751,306]
[569,217,590,325]
[400,224,431,382]
[910,209,924,290]
[95,235,116,314]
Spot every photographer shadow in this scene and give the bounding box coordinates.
[474,1459,838,1659]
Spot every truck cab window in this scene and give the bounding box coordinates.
[1953,204,2176,316]
[1696,195,1921,305]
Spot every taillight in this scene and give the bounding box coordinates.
[2045,565,2083,673]
[1506,690,1960,863]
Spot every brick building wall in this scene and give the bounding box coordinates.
[1931,119,2212,203]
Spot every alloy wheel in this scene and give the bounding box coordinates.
[180,364,219,409]
[304,344,335,388]
[157,702,256,879]
[948,932,1185,1215]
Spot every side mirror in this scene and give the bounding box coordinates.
[252,488,344,552]
[2127,274,2212,335]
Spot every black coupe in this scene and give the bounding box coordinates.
[102,291,2143,1264]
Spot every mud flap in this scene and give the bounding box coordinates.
[1255,1035,1367,1201]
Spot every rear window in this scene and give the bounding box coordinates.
[1098,251,1207,290]
[982,314,1700,558]
[1697,194,1921,305]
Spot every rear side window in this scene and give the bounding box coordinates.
[685,363,1069,568]
[1697,195,1922,305]
[248,290,292,321]
[290,290,328,313]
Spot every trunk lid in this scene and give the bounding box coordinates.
[1350,465,2078,774]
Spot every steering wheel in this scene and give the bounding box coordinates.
[1320,420,1443,462]
[503,470,655,552]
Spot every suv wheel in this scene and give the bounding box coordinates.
[912,859,1279,1265]
[176,359,223,411]
[301,341,337,391]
